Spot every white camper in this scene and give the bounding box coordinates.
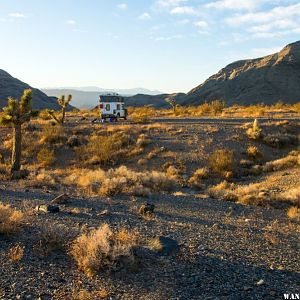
[98,93,127,121]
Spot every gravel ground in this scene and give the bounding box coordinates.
[0,185,299,300]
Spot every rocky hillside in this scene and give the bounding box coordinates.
[184,41,300,106]
[0,70,70,110]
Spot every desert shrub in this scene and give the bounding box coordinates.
[188,167,209,188]
[262,151,300,172]
[70,224,138,276]
[277,186,300,207]
[136,134,151,148]
[39,125,67,144]
[263,134,298,148]
[287,207,300,221]
[37,148,55,166]
[0,203,23,235]
[246,119,262,140]
[38,110,52,120]
[208,149,234,177]
[210,100,225,115]
[8,244,24,262]
[208,181,237,201]
[65,166,176,196]
[165,165,181,180]
[35,222,75,255]
[246,146,260,158]
[79,133,132,165]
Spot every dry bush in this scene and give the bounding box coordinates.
[78,133,132,165]
[246,145,261,159]
[8,244,24,262]
[261,151,300,172]
[246,119,262,140]
[287,207,300,221]
[208,149,234,177]
[165,165,181,180]
[70,224,138,276]
[35,222,75,255]
[37,148,55,167]
[0,163,9,180]
[277,186,300,207]
[38,110,52,120]
[263,134,298,148]
[39,125,67,145]
[65,166,175,196]
[0,203,23,235]
[188,167,209,188]
[208,181,237,201]
[136,134,151,148]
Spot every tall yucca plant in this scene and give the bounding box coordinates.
[48,94,72,125]
[0,89,32,173]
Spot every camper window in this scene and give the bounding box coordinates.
[105,104,110,111]
[117,104,121,110]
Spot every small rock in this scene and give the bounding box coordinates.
[256,279,265,286]
[51,193,70,204]
[243,286,252,291]
[98,209,110,216]
[139,203,155,215]
[35,204,59,213]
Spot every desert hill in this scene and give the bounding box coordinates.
[183,41,300,106]
[0,70,72,110]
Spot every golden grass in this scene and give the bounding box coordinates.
[188,167,209,188]
[65,166,176,196]
[0,203,23,235]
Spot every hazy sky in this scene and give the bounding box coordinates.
[0,0,299,93]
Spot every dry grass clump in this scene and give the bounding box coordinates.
[136,134,151,148]
[70,224,138,276]
[208,149,234,178]
[37,147,55,167]
[287,206,300,221]
[78,133,133,165]
[277,186,300,207]
[246,145,261,159]
[65,166,175,196]
[261,151,300,172]
[8,244,24,262]
[0,203,23,235]
[208,181,237,202]
[188,167,209,188]
[246,119,262,140]
[35,222,75,255]
[39,125,67,145]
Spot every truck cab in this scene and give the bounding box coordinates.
[98,93,127,121]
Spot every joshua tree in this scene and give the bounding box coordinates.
[48,94,72,125]
[0,89,33,173]
[165,97,177,113]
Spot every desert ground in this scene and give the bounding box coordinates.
[0,105,299,300]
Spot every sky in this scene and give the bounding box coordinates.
[0,0,299,93]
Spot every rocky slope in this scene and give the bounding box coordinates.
[0,70,68,110]
[184,41,300,106]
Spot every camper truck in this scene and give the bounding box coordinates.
[98,93,127,121]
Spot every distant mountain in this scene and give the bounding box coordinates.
[183,41,300,106]
[0,70,74,111]
[42,87,164,108]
